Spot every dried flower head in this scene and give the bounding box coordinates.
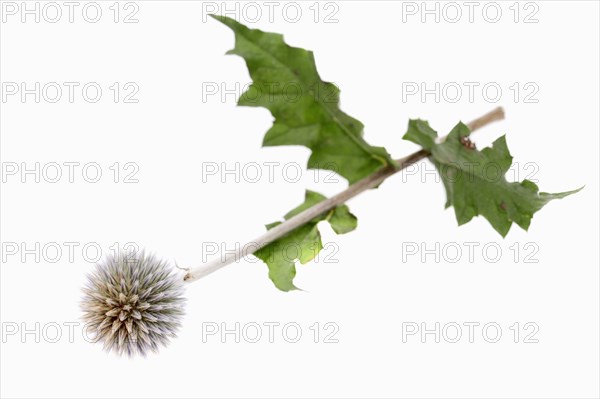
[81,252,186,357]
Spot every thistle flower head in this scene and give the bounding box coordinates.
[81,252,186,357]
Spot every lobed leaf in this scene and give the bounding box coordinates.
[211,15,394,184]
[403,120,581,237]
[254,190,357,291]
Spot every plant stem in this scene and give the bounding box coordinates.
[184,107,505,283]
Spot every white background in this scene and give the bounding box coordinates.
[1,1,599,398]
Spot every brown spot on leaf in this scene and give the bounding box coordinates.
[460,136,476,150]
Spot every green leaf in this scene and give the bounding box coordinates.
[254,190,357,291]
[403,120,581,237]
[211,15,394,184]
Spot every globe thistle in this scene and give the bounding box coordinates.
[81,252,186,357]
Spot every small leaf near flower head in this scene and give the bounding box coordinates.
[255,190,357,291]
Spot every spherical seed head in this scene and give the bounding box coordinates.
[81,252,186,357]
